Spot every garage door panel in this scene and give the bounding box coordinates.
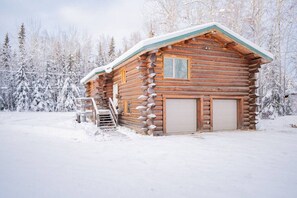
[213,99,237,131]
[166,99,197,133]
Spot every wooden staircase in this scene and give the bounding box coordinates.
[97,110,116,130]
[75,97,118,131]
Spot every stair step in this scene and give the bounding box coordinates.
[99,126,116,129]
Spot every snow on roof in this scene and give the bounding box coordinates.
[81,22,274,84]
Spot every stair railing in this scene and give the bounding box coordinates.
[75,97,99,124]
[108,97,118,125]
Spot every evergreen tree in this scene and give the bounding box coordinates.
[1,34,11,73]
[56,47,67,109]
[96,41,106,67]
[67,53,74,74]
[30,77,45,111]
[44,84,55,112]
[0,33,13,110]
[108,37,116,62]
[14,23,30,111]
[43,61,55,112]
[27,55,36,104]
[51,41,62,103]
[14,66,30,111]
[57,77,80,111]
[18,23,26,67]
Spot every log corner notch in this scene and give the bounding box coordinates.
[248,57,261,130]
[136,52,158,136]
[95,72,113,108]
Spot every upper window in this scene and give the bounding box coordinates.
[164,57,188,79]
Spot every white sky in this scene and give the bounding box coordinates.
[0,0,146,45]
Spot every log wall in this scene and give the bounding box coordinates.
[111,57,144,133]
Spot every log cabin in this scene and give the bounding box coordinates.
[80,22,273,135]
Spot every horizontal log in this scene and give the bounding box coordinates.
[169,45,242,59]
[156,86,249,92]
[164,52,248,64]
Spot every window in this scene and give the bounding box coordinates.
[123,100,131,114]
[121,68,127,83]
[127,101,131,113]
[164,57,188,79]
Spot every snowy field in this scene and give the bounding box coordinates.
[0,112,297,198]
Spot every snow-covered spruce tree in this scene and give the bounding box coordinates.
[14,66,30,112]
[44,83,55,112]
[108,37,116,63]
[30,77,45,111]
[57,77,80,111]
[96,41,106,67]
[56,53,80,111]
[53,43,66,109]
[14,23,30,112]
[27,55,36,105]
[74,50,83,84]
[66,53,74,74]
[43,61,55,112]
[0,33,13,110]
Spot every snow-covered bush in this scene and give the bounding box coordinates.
[261,89,285,119]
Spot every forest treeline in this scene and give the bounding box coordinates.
[0,0,296,118]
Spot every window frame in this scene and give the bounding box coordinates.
[120,67,127,84]
[123,100,131,115]
[163,55,190,80]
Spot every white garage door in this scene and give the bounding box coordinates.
[213,99,237,131]
[166,99,197,133]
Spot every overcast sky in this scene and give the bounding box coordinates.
[0,0,145,44]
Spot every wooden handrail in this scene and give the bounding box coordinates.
[75,97,99,114]
[108,98,118,125]
[76,97,118,127]
[75,97,99,124]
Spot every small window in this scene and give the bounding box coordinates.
[127,101,131,113]
[164,57,188,79]
[121,68,127,83]
[123,100,131,114]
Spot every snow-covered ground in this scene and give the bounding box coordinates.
[0,112,296,198]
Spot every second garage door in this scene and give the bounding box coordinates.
[166,99,197,133]
[213,99,237,131]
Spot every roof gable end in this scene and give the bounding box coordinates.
[81,22,273,84]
